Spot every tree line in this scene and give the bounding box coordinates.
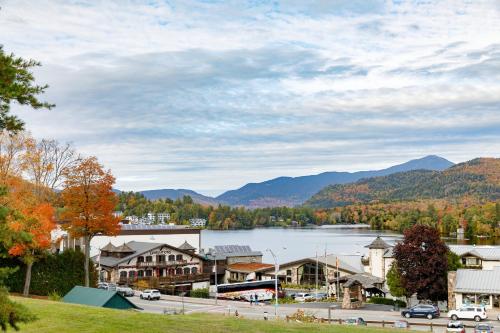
[119,190,499,239]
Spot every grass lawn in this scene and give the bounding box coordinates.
[14,297,411,333]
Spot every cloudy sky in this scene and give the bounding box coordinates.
[1,0,499,196]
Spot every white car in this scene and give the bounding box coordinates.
[294,293,314,302]
[140,289,161,301]
[448,306,487,322]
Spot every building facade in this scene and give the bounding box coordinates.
[97,241,210,292]
[448,267,500,310]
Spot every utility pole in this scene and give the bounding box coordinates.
[315,250,318,299]
[267,248,285,318]
[213,251,218,305]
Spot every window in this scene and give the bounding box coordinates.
[191,267,197,274]
[168,255,175,261]
[128,271,135,278]
[286,270,292,276]
[158,255,165,262]
[183,267,190,275]
[168,268,175,275]
[145,270,153,277]
[176,254,183,261]
[120,271,127,278]
[138,270,144,277]
[146,256,153,262]
[176,268,182,275]
[137,256,144,263]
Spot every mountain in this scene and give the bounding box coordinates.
[216,155,454,208]
[138,189,220,206]
[305,158,500,208]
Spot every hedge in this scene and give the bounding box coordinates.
[368,296,406,308]
[189,288,209,298]
[0,250,97,296]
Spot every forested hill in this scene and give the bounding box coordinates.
[305,158,500,208]
[216,155,454,208]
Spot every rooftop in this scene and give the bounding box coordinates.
[204,245,263,260]
[449,245,500,260]
[227,262,274,273]
[455,267,500,294]
[365,236,391,250]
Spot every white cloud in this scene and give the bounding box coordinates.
[1,0,499,195]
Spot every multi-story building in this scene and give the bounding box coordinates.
[97,241,209,293]
[189,218,206,228]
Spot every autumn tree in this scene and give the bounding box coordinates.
[393,224,449,301]
[0,46,54,133]
[61,157,120,286]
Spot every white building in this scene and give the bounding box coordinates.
[449,267,500,310]
[189,218,206,228]
[147,212,170,224]
[363,236,394,280]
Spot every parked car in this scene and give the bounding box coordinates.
[293,293,314,302]
[448,306,487,322]
[97,282,117,291]
[393,320,410,329]
[401,304,440,319]
[117,286,135,297]
[140,289,161,300]
[344,317,367,326]
[446,321,466,333]
[474,323,494,333]
[314,293,328,300]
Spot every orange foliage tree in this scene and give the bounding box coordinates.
[61,157,120,286]
[2,177,55,296]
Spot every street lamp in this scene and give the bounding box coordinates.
[266,247,286,318]
[213,251,218,305]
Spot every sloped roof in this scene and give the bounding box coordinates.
[455,267,500,294]
[95,241,205,267]
[115,243,134,253]
[178,241,196,250]
[365,236,391,249]
[63,286,140,309]
[101,242,117,252]
[449,245,500,261]
[343,273,385,289]
[260,254,364,275]
[227,262,274,273]
[206,245,262,260]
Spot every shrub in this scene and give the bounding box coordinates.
[189,288,209,298]
[47,291,62,302]
[368,296,407,308]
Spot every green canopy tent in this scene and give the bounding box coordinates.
[63,286,141,310]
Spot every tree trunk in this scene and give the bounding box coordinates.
[23,261,33,297]
[84,235,90,287]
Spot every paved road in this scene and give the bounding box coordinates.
[130,295,500,333]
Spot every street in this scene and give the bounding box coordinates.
[129,295,500,333]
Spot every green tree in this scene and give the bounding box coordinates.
[0,47,54,132]
[386,262,407,299]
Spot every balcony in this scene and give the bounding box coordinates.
[120,273,211,284]
[136,260,187,268]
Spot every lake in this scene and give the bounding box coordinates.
[201,226,500,264]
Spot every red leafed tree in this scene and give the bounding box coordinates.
[393,224,449,301]
[61,157,120,287]
[9,202,55,296]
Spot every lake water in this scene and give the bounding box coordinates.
[201,226,402,263]
[201,226,500,264]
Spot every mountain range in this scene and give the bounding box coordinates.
[129,155,455,208]
[305,158,500,208]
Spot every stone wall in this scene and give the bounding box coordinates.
[447,271,457,310]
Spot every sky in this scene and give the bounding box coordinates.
[1,0,500,196]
